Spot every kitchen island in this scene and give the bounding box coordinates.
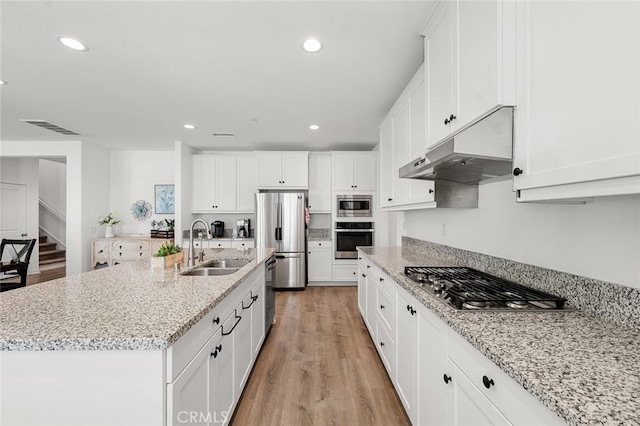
[358,245,640,426]
[0,247,275,425]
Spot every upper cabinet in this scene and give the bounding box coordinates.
[256,152,309,189]
[308,153,332,212]
[332,152,376,192]
[423,0,516,147]
[513,0,640,201]
[236,154,257,213]
[380,66,435,210]
[191,155,237,212]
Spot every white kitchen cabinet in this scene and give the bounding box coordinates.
[208,328,233,425]
[211,240,233,249]
[231,240,253,249]
[379,66,434,210]
[308,154,332,212]
[236,154,257,213]
[256,152,309,189]
[513,0,640,201]
[357,261,367,318]
[308,241,332,282]
[331,152,376,192]
[395,288,418,423]
[250,279,265,357]
[234,300,252,395]
[167,339,210,426]
[332,263,358,282]
[423,0,515,147]
[191,155,238,212]
[416,301,448,426]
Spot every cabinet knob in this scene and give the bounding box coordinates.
[482,375,495,389]
[99,249,104,253]
[380,341,385,347]
[366,265,370,268]
[379,277,383,282]
[513,167,523,176]
[388,198,393,202]
[213,317,220,325]
[309,251,311,254]
[362,273,366,277]
[380,304,385,309]
[428,189,434,194]
[443,374,452,384]
[353,271,357,275]
[444,117,450,125]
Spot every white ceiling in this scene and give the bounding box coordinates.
[0,1,434,152]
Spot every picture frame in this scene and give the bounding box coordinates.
[154,184,175,214]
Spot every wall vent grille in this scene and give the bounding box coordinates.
[212,133,235,138]
[19,119,81,136]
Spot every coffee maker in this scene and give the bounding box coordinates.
[211,221,225,238]
[236,219,250,239]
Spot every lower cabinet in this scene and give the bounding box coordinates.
[357,256,564,426]
[308,241,332,282]
[167,267,266,426]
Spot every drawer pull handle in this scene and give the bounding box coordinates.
[443,374,452,384]
[222,313,242,336]
[482,376,495,389]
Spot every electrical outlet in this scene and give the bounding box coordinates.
[441,223,447,237]
[90,227,96,234]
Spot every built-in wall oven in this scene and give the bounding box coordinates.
[335,222,374,259]
[337,195,372,217]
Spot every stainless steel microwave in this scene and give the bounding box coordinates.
[336,195,372,217]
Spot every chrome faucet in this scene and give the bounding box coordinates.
[188,219,212,266]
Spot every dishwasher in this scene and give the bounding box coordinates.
[265,255,276,333]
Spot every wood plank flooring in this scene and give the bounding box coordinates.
[232,287,410,426]
[0,266,66,287]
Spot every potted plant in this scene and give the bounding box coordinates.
[151,242,183,269]
[98,212,121,238]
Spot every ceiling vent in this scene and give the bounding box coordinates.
[212,133,235,138]
[19,119,81,136]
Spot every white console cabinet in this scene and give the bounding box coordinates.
[92,237,172,269]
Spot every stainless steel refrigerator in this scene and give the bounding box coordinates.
[255,192,307,289]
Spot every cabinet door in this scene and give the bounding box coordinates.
[353,153,376,191]
[513,1,640,198]
[234,302,253,394]
[308,154,332,212]
[332,154,355,191]
[256,154,283,188]
[446,361,510,426]
[357,263,367,317]
[417,306,448,426]
[231,240,253,249]
[215,158,238,211]
[191,155,218,211]
[251,281,265,357]
[308,248,332,281]
[281,153,309,188]
[365,272,378,335]
[379,121,395,207]
[457,0,502,126]
[236,155,257,213]
[395,289,417,423]
[392,103,410,203]
[425,0,455,146]
[168,340,210,426]
[408,78,435,204]
[209,328,233,425]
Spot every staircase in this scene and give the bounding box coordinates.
[39,235,66,270]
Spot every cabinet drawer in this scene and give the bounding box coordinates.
[112,250,149,260]
[376,320,395,377]
[448,330,564,425]
[332,264,358,281]
[93,241,110,258]
[231,240,254,249]
[376,285,394,334]
[210,240,233,248]
[308,240,331,249]
[112,241,150,251]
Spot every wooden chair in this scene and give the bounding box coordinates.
[0,239,36,292]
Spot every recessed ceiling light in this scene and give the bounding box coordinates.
[57,36,89,51]
[309,124,320,130]
[184,124,196,130]
[0,80,7,85]
[303,38,323,53]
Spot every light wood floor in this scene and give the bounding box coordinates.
[0,266,66,288]
[232,287,410,426]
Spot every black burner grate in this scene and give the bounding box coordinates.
[404,266,567,310]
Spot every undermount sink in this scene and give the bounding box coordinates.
[183,267,239,276]
[206,259,251,268]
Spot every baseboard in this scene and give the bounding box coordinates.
[308,282,356,287]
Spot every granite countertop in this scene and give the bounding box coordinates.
[358,246,640,426]
[0,248,275,351]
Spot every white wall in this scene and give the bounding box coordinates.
[39,159,67,247]
[109,151,175,235]
[403,179,640,289]
[0,158,40,273]
[175,141,195,246]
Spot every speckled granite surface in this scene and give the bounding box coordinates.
[308,228,331,241]
[359,246,640,426]
[403,237,640,328]
[0,248,275,351]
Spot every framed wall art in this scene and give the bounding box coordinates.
[154,184,175,214]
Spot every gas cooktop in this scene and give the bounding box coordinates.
[404,266,569,311]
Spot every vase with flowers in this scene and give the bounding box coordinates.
[98,212,121,238]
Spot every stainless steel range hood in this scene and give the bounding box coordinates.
[400,106,514,184]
